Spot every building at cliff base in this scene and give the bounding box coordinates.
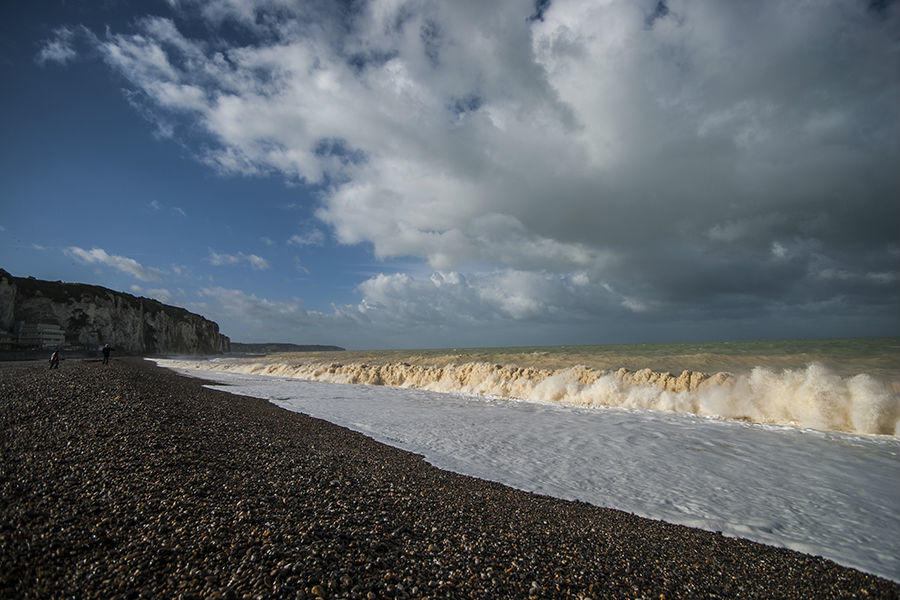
[16,322,66,349]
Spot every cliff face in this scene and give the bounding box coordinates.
[0,269,230,355]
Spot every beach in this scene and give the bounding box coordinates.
[2,358,898,599]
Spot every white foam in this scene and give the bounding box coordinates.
[155,359,900,582]
[161,358,900,436]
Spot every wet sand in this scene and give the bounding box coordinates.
[2,358,897,599]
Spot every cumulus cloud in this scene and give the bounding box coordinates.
[194,286,344,344]
[75,0,898,334]
[197,264,892,348]
[207,249,271,270]
[358,270,636,323]
[65,246,165,282]
[196,269,657,346]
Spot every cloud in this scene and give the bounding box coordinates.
[195,263,895,348]
[148,199,186,217]
[287,229,325,246]
[129,285,173,303]
[293,257,310,274]
[196,269,654,346]
[207,249,271,270]
[194,286,339,343]
[65,246,165,282]
[358,269,655,324]
[36,27,78,65]
[771,242,788,259]
[76,0,898,335]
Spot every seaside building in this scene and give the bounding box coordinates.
[0,330,15,350]
[16,322,66,349]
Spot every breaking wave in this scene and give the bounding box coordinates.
[164,359,900,436]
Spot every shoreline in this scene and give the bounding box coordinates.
[2,358,897,599]
[158,355,900,437]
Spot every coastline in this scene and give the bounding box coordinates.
[2,358,897,599]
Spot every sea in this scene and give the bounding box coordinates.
[155,337,900,582]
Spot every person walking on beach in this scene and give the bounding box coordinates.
[49,350,59,369]
[102,344,112,364]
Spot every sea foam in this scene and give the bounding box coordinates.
[161,358,900,436]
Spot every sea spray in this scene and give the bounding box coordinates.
[162,358,900,436]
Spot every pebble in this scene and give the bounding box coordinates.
[1,358,897,599]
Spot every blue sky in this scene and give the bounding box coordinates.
[1,0,898,349]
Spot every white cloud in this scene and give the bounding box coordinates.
[129,284,173,303]
[293,257,310,274]
[358,269,640,324]
[149,200,187,217]
[771,242,788,259]
[193,267,657,347]
[260,236,275,246]
[207,248,271,270]
[65,246,165,282]
[36,27,77,65]
[195,286,332,342]
[78,1,898,334]
[287,229,325,246]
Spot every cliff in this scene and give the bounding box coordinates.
[0,269,230,355]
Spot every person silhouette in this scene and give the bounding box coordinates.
[102,344,112,364]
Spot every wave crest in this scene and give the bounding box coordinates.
[166,359,900,436]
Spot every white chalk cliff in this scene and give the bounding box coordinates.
[0,269,229,355]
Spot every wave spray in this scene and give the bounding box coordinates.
[165,358,900,436]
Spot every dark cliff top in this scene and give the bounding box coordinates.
[230,342,345,353]
[1,268,213,325]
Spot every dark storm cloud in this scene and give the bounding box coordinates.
[59,0,899,342]
[528,0,553,23]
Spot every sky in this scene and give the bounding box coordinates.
[1,0,898,350]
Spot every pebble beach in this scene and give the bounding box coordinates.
[2,358,898,599]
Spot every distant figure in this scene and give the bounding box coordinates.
[49,350,59,370]
[102,344,112,364]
